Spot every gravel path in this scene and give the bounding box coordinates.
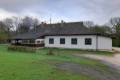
[56,62,120,80]
[56,48,120,80]
[57,48,120,80]
[73,53,120,72]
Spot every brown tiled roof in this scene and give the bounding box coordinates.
[12,22,110,39]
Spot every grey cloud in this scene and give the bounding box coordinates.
[0,0,46,11]
[0,0,120,24]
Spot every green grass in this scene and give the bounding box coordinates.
[41,48,114,56]
[0,45,115,80]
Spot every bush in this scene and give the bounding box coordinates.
[8,46,36,53]
[47,49,55,55]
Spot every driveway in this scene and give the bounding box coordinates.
[56,62,120,80]
[74,48,120,72]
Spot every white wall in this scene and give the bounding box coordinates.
[45,35,112,50]
[98,36,112,50]
[45,35,97,50]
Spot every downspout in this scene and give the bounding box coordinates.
[96,34,98,51]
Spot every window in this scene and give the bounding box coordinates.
[18,40,22,43]
[60,38,65,44]
[37,41,44,44]
[49,38,54,44]
[71,38,77,45]
[22,40,28,44]
[85,38,92,45]
[37,41,41,44]
[29,40,35,43]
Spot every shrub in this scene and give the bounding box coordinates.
[8,46,36,53]
[47,49,55,55]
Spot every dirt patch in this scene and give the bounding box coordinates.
[56,62,120,80]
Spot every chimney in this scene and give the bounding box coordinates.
[61,20,64,27]
[41,22,47,27]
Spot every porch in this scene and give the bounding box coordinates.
[11,39,44,47]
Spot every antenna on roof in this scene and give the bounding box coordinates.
[50,17,52,24]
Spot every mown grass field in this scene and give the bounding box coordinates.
[0,45,117,80]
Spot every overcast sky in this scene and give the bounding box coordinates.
[0,0,120,24]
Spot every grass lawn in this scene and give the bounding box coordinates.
[39,48,114,57]
[0,45,118,80]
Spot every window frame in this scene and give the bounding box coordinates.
[71,38,77,45]
[60,38,65,44]
[22,40,29,44]
[85,38,92,45]
[29,39,35,44]
[49,38,54,44]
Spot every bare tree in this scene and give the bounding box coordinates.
[12,17,22,32]
[110,17,120,26]
[83,21,94,27]
[110,17,120,47]
[3,18,14,32]
[32,18,40,31]
[0,21,9,43]
[16,16,40,33]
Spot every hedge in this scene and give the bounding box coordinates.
[8,46,36,53]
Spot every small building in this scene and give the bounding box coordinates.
[11,22,112,50]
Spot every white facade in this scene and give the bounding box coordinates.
[98,36,112,50]
[44,35,112,50]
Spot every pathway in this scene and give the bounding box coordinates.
[74,53,120,72]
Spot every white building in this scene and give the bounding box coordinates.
[11,22,112,50]
[45,35,112,50]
